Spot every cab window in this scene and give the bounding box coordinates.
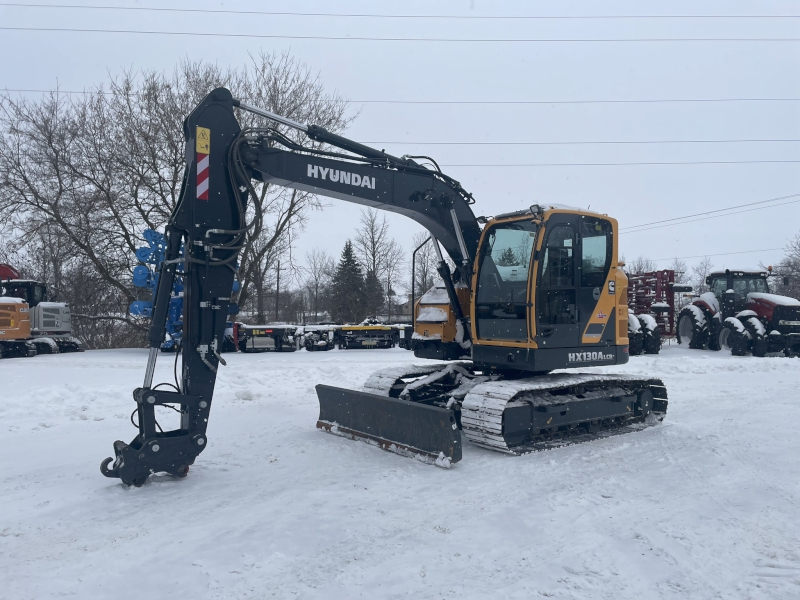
[32,285,45,304]
[475,220,537,341]
[580,218,612,288]
[733,277,768,295]
[541,226,574,287]
[710,278,728,297]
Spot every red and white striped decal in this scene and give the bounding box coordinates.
[196,153,210,200]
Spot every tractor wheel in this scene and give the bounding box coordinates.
[751,335,768,357]
[627,314,643,355]
[718,319,749,356]
[638,316,662,355]
[707,317,722,351]
[743,317,768,357]
[629,330,644,356]
[677,307,709,349]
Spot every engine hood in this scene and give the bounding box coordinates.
[747,292,800,308]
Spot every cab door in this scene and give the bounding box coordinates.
[535,214,581,348]
[577,216,614,342]
[473,219,538,343]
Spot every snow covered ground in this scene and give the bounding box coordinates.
[1,345,799,599]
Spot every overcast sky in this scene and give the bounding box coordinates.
[1,0,798,285]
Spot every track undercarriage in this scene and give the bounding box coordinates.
[317,363,668,466]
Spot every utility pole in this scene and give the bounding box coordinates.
[275,260,280,322]
[387,271,391,322]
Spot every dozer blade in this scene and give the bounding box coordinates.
[316,384,462,467]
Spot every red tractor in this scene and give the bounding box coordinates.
[676,269,800,357]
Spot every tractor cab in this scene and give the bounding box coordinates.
[0,280,49,307]
[706,270,769,316]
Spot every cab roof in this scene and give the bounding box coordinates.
[708,270,767,278]
[492,204,606,222]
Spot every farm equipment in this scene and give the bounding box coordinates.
[0,264,83,354]
[625,269,692,355]
[300,324,338,351]
[677,268,800,357]
[237,324,297,352]
[101,88,668,485]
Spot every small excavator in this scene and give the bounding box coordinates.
[101,88,668,485]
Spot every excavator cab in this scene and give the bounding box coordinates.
[467,209,627,371]
[0,280,48,307]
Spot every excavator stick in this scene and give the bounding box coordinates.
[316,385,462,467]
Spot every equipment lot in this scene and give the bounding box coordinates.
[1,347,798,599]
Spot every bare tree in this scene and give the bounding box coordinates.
[409,232,438,295]
[771,232,800,299]
[668,257,690,284]
[383,239,406,320]
[630,256,656,274]
[354,208,391,277]
[692,256,715,294]
[303,248,335,321]
[0,51,352,347]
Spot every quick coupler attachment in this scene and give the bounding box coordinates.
[100,388,208,486]
[316,384,462,467]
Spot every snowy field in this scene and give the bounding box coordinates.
[1,345,799,599]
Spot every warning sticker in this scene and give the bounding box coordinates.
[196,126,211,154]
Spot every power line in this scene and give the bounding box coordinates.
[652,248,785,262]
[621,193,800,231]
[364,139,800,146]
[620,199,800,234]
[3,89,798,106]
[1,27,798,43]
[442,160,800,167]
[2,4,798,20]
[347,99,800,105]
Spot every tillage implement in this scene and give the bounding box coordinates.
[101,88,667,485]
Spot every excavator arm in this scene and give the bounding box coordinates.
[102,87,480,485]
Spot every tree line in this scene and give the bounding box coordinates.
[0,52,447,345]
[0,52,353,347]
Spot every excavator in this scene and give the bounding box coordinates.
[101,88,668,485]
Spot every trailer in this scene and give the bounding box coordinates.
[237,324,298,352]
[338,325,396,349]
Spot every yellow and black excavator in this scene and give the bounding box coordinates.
[101,88,667,485]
